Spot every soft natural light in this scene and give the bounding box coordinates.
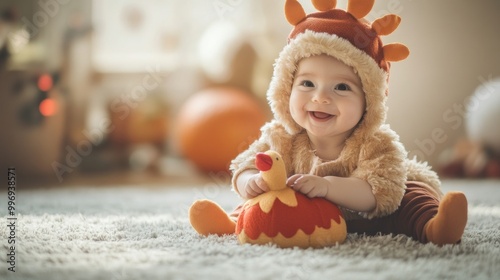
[91,0,199,72]
[90,0,267,72]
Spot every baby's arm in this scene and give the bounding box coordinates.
[235,169,269,200]
[288,174,376,212]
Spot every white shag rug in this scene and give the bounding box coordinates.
[1,180,500,280]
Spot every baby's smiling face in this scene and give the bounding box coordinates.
[289,54,366,142]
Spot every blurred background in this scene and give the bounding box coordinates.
[1,0,499,188]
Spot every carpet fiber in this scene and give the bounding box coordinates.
[1,180,500,280]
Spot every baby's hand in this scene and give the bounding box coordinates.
[244,173,269,198]
[287,174,329,198]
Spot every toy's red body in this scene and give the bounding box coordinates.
[236,189,347,248]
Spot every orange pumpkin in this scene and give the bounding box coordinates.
[175,87,267,173]
[235,151,347,248]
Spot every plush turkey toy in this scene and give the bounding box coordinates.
[236,150,347,248]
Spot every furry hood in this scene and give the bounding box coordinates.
[267,30,388,137]
[267,0,409,138]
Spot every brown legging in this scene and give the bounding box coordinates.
[346,183,439,243]
[231,183,440,243]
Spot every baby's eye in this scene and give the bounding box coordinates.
[334,83,351,91]
[300,80,315,87]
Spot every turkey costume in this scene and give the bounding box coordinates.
[190,0,468,246]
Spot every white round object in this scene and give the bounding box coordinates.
[466,77,500,154]
[197,20,244,83]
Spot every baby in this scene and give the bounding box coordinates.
[190,0,467,246]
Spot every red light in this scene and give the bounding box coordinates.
[38,74,53,91]
[39,98,57,117]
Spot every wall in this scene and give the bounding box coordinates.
[374,0,500,167]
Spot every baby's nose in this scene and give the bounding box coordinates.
[312,90,330,104]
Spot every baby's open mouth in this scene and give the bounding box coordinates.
[309,111,334,121]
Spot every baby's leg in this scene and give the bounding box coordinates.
[346,184,437,241]
[424,191,467,245]
[347,183,467,245]
[396,182,467,245]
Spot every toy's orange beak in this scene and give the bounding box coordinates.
[255,153,272,172]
